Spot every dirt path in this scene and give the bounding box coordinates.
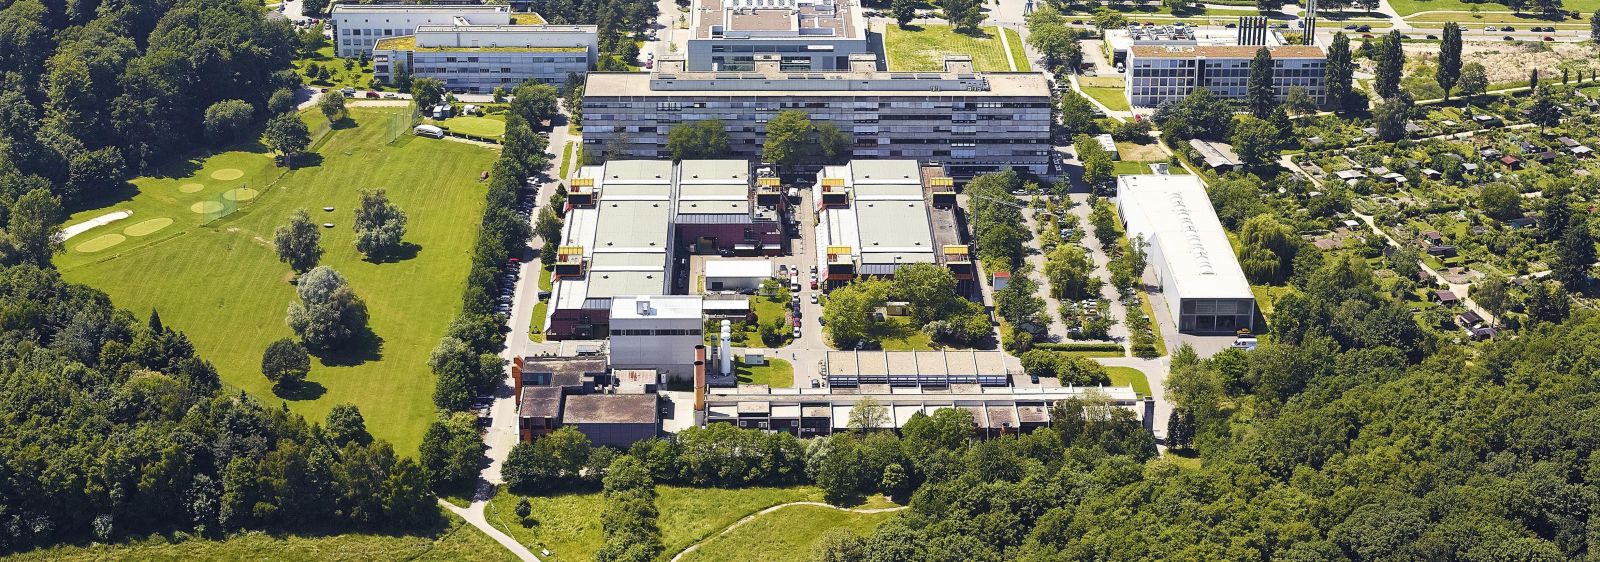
[667,501,908,562]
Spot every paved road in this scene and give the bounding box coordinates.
[439,496,541,562]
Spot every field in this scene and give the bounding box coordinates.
[1105,366,1153,396]
[679,504,897,562]
[875,317,935,351]
[56,107,498,455]
[429,115,507,138]
[883,25,1020,72]
[4,509,517,562]
[736,357,794,387]
[483,486,826,562]
[1002,27,1033,72]
[296,46,378,91]
[1113,161,1152,175]
[1387,0,1600,15]
[1078,76,1131,112]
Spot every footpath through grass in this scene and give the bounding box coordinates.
[5,509,517,562]
[884,24,1015,72]
[680,504,897,562]
[57,107,498,455]
[484,485,826,562]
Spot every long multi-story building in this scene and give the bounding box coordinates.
[1124,44,1326,109]
[331,4,512,57]
[581,55,1052,178]
[373,24,598,91]
[686,0,871,71]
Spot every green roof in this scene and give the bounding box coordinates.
[374,35,586,53]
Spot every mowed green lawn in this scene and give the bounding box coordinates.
[1388,0,1600,14]
[680,504,897,562]
[5,509,517,562]
[736,357,794,387]
[1105,366,1153,397]
[56,107,497,455]
[884,25,1018,72]
[430,114,507,138]
[483,486,825,562]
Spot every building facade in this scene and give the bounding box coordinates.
[331,4,512,57]
[370,24,597,92]
[1115,175,1256,334]
[608,296,704,383]
[686,0,871,71]
[1124,45,1326,109]
[582,56,1052,178]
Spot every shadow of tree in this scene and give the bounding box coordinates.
[365,241,423,264]
[274,379,328,401]
[316,328,385,367]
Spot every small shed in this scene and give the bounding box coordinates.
[1499,155,1523,170]
[1433,290,1459,304]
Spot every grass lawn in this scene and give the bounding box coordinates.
[558,141,575,179]
[430,115,506,138]
[1137,290,1167,357]
[6,509,517,562]
[1105,366,1153,397]
[748,296,792,347]
[56,107,497,456]
[296,46,378,91]
[529,266,552,342]
[1116,141,1168,162]
[884,24,1014,72]
[1405,11,1592,23]
[875,317,934,351]
[1388,0,1600,15]
[680,504,898,562]
[511,12,546,24]
[1002,27,1032,72]
[736,357,794,387]
[484,486,825,562]
[1078,77,1131,112]
[1113,161,1152,175]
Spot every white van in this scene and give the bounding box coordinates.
[1231,337,1258,351]
[413,124,444,139]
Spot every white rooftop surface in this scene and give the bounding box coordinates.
[612,295,703,320]
[552,163,677,311]
[816,160,936,267]
[704,259,773,279]
[332,4,509,14]
[1116,175,1253,300]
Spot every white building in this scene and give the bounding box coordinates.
[1124,44,1326,109]
[331,4,512,57]
[373,24,598,91]
[703,260,773,292]
[609,295,705,383]
[685,0,871,71]
[813,161,975,289]
[1115,175,1256,334]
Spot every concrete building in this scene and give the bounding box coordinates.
[513,354,662,446]
[703,260,774,292]
[823,350,1011,387]
[545,160,784,340]
[581,56,1052,178]
[331,4,514,57]
[1115,175,1256,334]
[609,295,704,383]
[703,384,1149,437]
[686,0,871,71]
[1125,44,1326,109]
[372,24,598,92]
[813,161,975,290]
[562,394,660,447]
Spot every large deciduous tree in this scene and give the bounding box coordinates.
[286,265,370,351]
[261,337,311,390]
[665,119,730,160]
[353,189,408,258]
[264,112,311,168]
[204,99,255,143]
[1436,22,1462,101]
[274,209,323,274]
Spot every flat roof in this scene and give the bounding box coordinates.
[611,295,704,320]
[562,394,659,424]
[1116,175,1253,301]
[521,356,608,377]
[1129,44,1325,59]
[704,259,773,279]
[692,0,861,40]
[817,160,938,268]
[585,69,1050,98]
[519,386,563,418]
[332,4,509,14]
[826,350,1010,376]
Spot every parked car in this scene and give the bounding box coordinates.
[810,293,818,304]
[792,326,802,339]
[365,91,379,99]
[1503,35,1515,40]
[1357,25,1371,32]
[1501,25,1515,31]
[1231,337,1259,351]
[1544,35,1555,41]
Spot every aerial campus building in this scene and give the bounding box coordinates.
[544,160,786,341]
[331,4,598,91]
[686,0,872,71]
[1111,19,1326,108]
[581,55,1052,178]
[811,160,975,291]
[1116,175,1256,334]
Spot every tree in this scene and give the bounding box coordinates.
[263,112,311,168]
[1284,86,1317,115]
[890,263,961,325]
[0,188,63,267]
[274,209,323,273]
[763,110,814,168]
[1257,0,1286,13]
[286,266,370,351]
[1529,68,1539,91]
[1472,273,1510,324]
[318,90,346,122]
[1458,62,1488,97]
[535,207,563,266]
[1238,214,1297,283]
[269,88,297,115]
[1593,8,1600,43]
[1325,33,1354,110]
[1374,31,1404,99]
[1230,116,1280,176]
[892,0,917,27]
[1528,90,1560,130]
[1550,218,1594,291]
[1058,91,1098,138]
[327,403,372,446]
[1091,8,1127,30]
[1436,22,1462,101]
[419,412,484,491]
[666,119,730,160]
[1247,47,1276,118]
[847,396,890,432]
[510,82,561,125]
[353,189,408,258]
[302,0,327,17]
[823,278,889,347]
[412,77,445,109]
[203,99,254,143]
[814,122,851,164]
[261,337,310,389]
[1371,96,1411,142]
[1043,244,1097,300]
[1525,279,1569,324]
[1479,183,1522,220]
[941,0,983,32]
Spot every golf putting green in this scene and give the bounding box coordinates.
[222,187,258,201]
[179,182,205,193]
[75,233,126,253]
[123,217,174,237]
[190,201,225,214]
[210,168,245,181]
